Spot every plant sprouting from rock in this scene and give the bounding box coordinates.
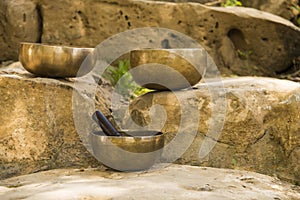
[102,60,152,100]
[292,5,300,26]
[222,0,242,7]
[237,49,252,60]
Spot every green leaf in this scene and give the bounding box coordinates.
[232,158,237,166]
[101,60,151,100]
[222,0,242,7]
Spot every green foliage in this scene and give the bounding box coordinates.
[103,60,129,86]
[293,6,300,26]
[222,0,242,7]
[232,158,237,167]
[237,49,252,60]
[102,60,152,99]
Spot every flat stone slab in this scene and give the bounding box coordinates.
[0,165,299,200]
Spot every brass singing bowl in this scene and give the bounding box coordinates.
[90,130,164,171]
[19,42,94,77]
[130,48,205,90]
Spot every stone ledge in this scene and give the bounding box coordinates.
[0,164,299,200]
[0,63,111,180]
[128,77,300,183]
[1,64,299,184]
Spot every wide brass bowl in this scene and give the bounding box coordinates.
[130,48,205,90]
[90,130,164,171]
[19,42,94,77]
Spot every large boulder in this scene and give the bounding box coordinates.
[39,0,300,76]
[128,77,300,183]
[0,0,41,61]
[0,165,299,199]
[0,62,111,179]
[0,63,299,185]
[1,0,300,76]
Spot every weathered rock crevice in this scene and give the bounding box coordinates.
[36,3,43,43]
[227,28,249,56]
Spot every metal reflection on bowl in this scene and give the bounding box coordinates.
[19,42,94,77]
[130,48,205,90]
[90,130,164,171]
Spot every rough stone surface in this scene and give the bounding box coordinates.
[39,0,300,76]
[0,165,299,200]
[240,0,300,26]
[0,62,112,180]
[128,77,300,183]
[1,64,299,185]
[0,0,41,61]
[1,0,300,76]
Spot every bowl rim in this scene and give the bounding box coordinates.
[130,48,204,52]
[20,42,95,51]
[90,130,164,140]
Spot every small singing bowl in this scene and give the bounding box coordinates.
[19,42,94,77]
[130,48,206,90]
[90,130,164,171]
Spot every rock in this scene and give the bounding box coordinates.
[0,165,299,200]
[0,62,112,179]
[0,0,41,61]
[1,0,300,76]
[38,0,300,76]
[128,77,300,183]
[240,0,300,26]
